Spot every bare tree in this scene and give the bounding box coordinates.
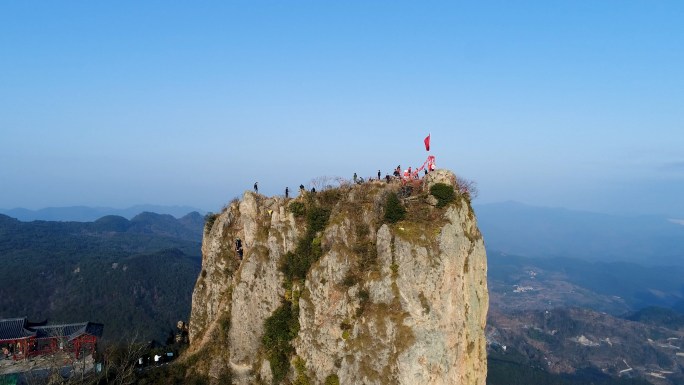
[333,176,352,188]
[455,176,479,200]
[101,333,148,385]
[309,176,343,191]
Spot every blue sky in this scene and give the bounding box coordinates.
[1,1,683,216]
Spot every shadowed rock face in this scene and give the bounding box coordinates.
[187,170,488,385]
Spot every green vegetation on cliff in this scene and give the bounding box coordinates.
[263,301,300,383]
[267,192,339,382]
[383,192,406,223]
[280,204,330,284]
[429,182,455,208]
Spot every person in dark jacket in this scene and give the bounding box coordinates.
[235,238,243,260]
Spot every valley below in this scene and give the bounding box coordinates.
[486,251,684,385]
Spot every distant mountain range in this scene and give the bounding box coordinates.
[0,211,204,342]
[475,201,684,266]
[0,204,205,222]
[11,200,684,267]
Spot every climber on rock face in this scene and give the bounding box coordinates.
[235,238,243,260]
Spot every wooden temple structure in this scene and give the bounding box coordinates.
[0,318,103,360]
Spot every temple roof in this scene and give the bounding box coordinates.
[0,318,103,341]
[33,322,104,341]
[0,318,36,341]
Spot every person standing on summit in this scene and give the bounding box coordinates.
[254,182,258,193]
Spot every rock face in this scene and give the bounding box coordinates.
[187,170,488,384]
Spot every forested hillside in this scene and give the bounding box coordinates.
[0,212,203,342]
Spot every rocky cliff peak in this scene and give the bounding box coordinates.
[186,169,488,384]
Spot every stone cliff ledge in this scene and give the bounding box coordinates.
[185,169,488,385]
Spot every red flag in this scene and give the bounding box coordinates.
[424,134,431,151]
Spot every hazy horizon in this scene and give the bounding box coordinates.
[3,200,684,222]
[2,2,682,216]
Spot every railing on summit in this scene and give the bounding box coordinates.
[401,155,436,183]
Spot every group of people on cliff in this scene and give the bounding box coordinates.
[355,163,436,185]
[251,162,436,202]
[237,164,438,262]
[254,182,315,197]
